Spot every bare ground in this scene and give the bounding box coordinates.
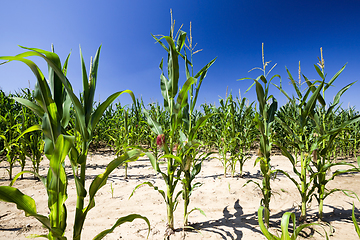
[0,150,359,240]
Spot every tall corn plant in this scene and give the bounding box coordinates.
[303,53,360,220]
[273,66,325,222]
[179,25,216,226]
[309,69,360,219]
[241,43,279,227]
[275,55,360,221]
[131,19,215,236]
[0,46,149,239]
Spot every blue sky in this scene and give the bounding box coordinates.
[1,1,360,110]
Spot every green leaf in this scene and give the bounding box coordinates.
[143,108,163,136]
[85,149,141,214]
[12,97,44,118]
[352,203,360,237]
[47,134,74,236]
[189,113,215,140]
[164,36,179,98]
[10,170,46,188]
[314,64,325,80]
[327,81,356,115]
[175,77,195,114]
[255,79,265,114]
[93,214,150,240]
[191,57,217,111]
[258,206,277,240]
[90,90,135,134]
[19,47,89,140]
[302,80,324,120]
[160,72,172,110]
[0,186,51,230]
[145,151,161,173]
[326,63,346,91]
[129,181,166,201]
[280,212,295,239]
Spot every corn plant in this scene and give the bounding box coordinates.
[241,43,279,227]
[273,64,325,222]
[198,102,218,150]
[235,97,256,177]
[214,94,233,177]
[17,88,41,178]
[131,19,215,236]
[0,45,149,239]
[0,112,30,180]
[258,206,328,240]
[304,57,360,220]
[210,92,255,178]
[179,26,215,226]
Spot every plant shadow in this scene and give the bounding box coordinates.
[186,199,261,240]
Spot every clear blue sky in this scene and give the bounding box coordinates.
[1,1,360,110]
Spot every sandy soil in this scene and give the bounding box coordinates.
[0,149,360,240]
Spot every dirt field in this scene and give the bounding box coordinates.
[0,149,359,239]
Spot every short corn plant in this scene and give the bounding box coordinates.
[214,93,254,177]
[214,94,234,177]
[235,97,256,177]
[131,21,215,237]
[0,112,37,180]
[258,206,328,240]
[0,45,149,239]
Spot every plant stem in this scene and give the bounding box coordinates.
[183,170,191,226]
[300,152,307,221]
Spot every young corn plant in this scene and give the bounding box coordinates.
[0,112,34,180]
[241,43,279,227]
[214,95,233,177]
[235,96,256,177]
[214,93,254,178]
[0,45,149,239]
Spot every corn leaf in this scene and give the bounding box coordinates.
[93,214,150,240]
[85,149,141,213]
[352,203,360,237]
[143,108,163,136]
[0,186,51,231]
[258,206,277,240]
[90,90,135,134]
[325,63,347,91]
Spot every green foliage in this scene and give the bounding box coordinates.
[0,45,149,239]
[241,43,279,227]
[352,203,360,238]
[258,206,328,240]
[131,19,215,237]
[213,92,256,177]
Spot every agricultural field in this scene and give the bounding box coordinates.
[1,24,360,240]
[0,151,359,239]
